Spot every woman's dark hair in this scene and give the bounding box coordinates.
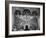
[14,10,21,15]
[32,11,38,16]
[23,9,30,13]
[22,9,31,15]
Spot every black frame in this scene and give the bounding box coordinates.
[5,1,45,37]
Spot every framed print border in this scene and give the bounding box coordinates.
[5,1,45,37]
